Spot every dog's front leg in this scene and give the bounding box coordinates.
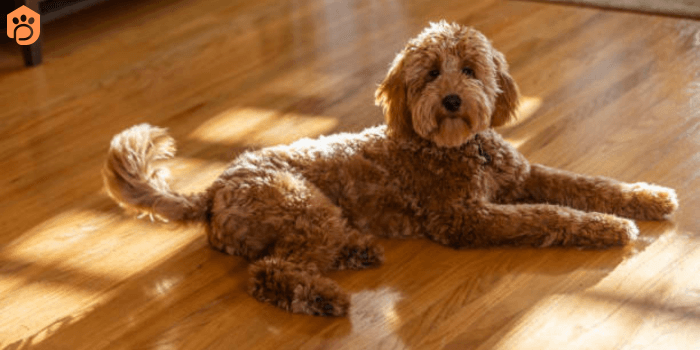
[520,164,678,221]
[426,203,639,249]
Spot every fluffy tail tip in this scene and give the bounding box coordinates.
[103,123,193,222]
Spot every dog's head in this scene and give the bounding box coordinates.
[375,21,519,148]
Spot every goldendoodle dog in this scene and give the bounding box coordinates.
[103,21,678,317]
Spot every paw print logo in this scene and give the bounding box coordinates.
[7,6,40,45]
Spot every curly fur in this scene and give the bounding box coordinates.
[103,21,678,317]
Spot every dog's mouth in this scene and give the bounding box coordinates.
[428,115,476,148]
[437,114,472,128]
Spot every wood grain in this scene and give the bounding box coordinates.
[0,0,699,349]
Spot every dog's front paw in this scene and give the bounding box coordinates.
[291,277,350,317]
[573,214,639,248]
[625,183,679,220]
[605,216,639,246]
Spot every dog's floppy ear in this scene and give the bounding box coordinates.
[375,51,413,138]
[490,49,520,128]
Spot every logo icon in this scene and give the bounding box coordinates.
[7,5,40,45]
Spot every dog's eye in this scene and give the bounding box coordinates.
[462,67,475,78]
[428,69,440,79]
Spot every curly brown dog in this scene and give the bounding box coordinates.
[103,21,678,317]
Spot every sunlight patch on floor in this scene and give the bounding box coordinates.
[0,205,202,345]
[149,275,185,298]
[490,233,700,350]
[1,208,197,278]
[517,95,542,124]
[188,107,338,146]
[0,281,104,345]
[502,95,541,148]
[503,134,531,149]
[346,287,406,348]
[162,157,230,193]
[2,209,114,266]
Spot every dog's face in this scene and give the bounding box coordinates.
[376,21,520,147]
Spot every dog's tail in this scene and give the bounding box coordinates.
[102,123,210,223]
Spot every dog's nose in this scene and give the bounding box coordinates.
[442,94,461,112]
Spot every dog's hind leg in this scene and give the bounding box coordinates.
[248,229,360,316]
[246,225,384,316]
[224,170,363,316]
[332,230,385,270]
[248,256,350,316]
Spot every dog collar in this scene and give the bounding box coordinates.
[474,134,492,165]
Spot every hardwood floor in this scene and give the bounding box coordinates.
[1,0,699,349]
